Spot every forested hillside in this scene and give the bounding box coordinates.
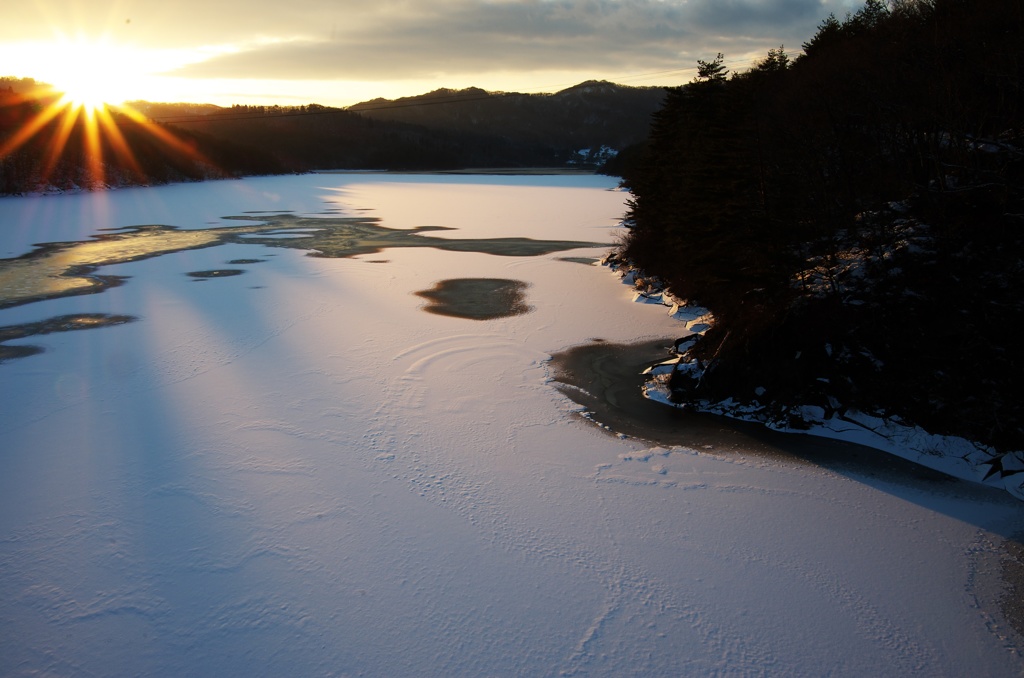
[616,0,1024,452]
[350,81,665,164]
[162,104,563,170]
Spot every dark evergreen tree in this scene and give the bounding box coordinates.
[618,0,1024,451]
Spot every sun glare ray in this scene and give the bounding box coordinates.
[117,105,214,165]
[1,89,213,191]
[39,103,82,183]
[81,106,105,186]
[94,106,144,180]
[0,100,67,159]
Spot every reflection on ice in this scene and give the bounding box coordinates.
[0,212,601,309]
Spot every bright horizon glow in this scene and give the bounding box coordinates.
[0,28,776,110]
[1,1,867,110]
[1,36,219,108]
[1,36,708,110]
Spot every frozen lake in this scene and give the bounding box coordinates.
[2,173,1023,676]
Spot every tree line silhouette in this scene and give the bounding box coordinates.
[0,79,665,195]
[616,0,1024,451]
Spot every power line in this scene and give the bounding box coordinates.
[145,107,345,125]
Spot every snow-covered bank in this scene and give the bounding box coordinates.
[645,363,1024,501]
[2,175,1024,676]
[605,258,1024,501]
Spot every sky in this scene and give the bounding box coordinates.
[2,0,863,108]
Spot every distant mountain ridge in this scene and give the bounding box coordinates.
[349,80,666,158]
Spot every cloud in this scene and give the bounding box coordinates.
[165,0,861,82]
[691,0,831,32]
[5,0,863,88]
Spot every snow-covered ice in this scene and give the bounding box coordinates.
[2,174,1023,676]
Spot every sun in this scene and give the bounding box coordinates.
[59,87,112,115]
[44,36,140,112]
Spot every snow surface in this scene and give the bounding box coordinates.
[2,174,1024,677]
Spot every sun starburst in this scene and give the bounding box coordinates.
[0,35,211,191]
